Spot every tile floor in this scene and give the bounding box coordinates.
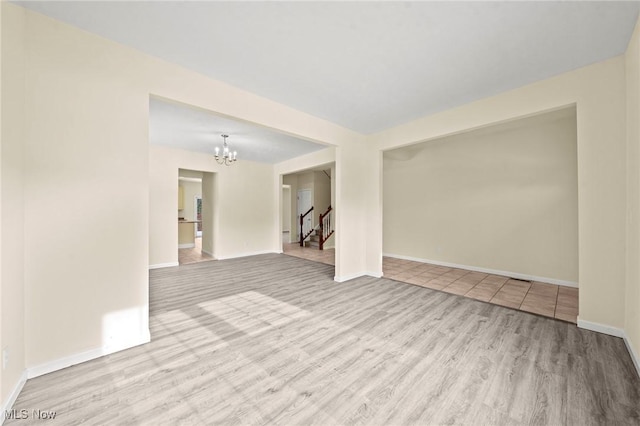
[383,257,579,323]
[282,239,579,324]
[283,242,335,265]
[178,237,215,265]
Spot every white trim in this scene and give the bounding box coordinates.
[577,318,640,379]
[215,250,275,260]
[383,253,579,288]
[178,243,195,249]
[577,318,625,337]
[623,333,640,379]
[201,249,214,257]
[334,271,383,282]
[27,330,150,379]
[1,370,27,424]
[334,272,366,283]
[149,262,179,269]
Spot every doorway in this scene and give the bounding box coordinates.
[281,167,336,266]
[178,169,214,265]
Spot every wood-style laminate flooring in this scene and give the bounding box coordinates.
[283,243,579,324]
[8,254,640,425]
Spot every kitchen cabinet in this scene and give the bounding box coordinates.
[178,221,195,245]
[178,220,201,247]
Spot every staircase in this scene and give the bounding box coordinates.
[299,205,334,250]
[305,228,323,249]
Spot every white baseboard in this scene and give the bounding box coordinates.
[577,318,640,379]
[334,272,367,283]
[201,249,214,257]
[1,370,27,424]
[216,250,275,260]
[149,262,179,269]
[178,243,195,249]
[382,253,578,288]
[623,333,640,379]
[577,318,625,337]
[334,270,382,282]
[27,330,150,379]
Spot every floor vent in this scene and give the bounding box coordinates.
[509,277,532,283]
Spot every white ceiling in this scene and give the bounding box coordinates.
[149,98,327,164]
[15,1,640,136]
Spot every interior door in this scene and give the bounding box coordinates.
[297,189,312,239]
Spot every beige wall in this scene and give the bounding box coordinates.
[279,148,336,245]
[3,0,638,403]
[23,3,151,367]
[314,170,333,248]
[150,145,276,264]
[201,172,215,256]
[297,171,315,226]
[298,171,313,190]
[282,174,298,242]
[282,186,291,232]
[335,142,373,280]
[282,169,331,235]
[277,143,378,280]
[314,171,331,217]
[626,16,640,372]
[8,3,364,381]
[371,56,627,329]
[383,108,578,284]
[274,146,376,280]
[178,179,201,223]
[1,1,26,407]
[281,168,332,245]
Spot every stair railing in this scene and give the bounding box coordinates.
[319,205,334,251]
[299,206,314,246]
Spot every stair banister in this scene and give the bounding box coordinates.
[299,206,314,246]
[319,205,334,251]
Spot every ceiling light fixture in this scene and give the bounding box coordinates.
[214,134,237,166]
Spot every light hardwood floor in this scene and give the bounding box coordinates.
[7,254,639,425]
[283,242,579,323]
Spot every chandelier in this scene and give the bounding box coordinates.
[214,134,237,166]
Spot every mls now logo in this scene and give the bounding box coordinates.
[4,409,57,420]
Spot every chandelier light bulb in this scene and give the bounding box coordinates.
[214,134,237,166]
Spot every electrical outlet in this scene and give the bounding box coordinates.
[2,347,8,370]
